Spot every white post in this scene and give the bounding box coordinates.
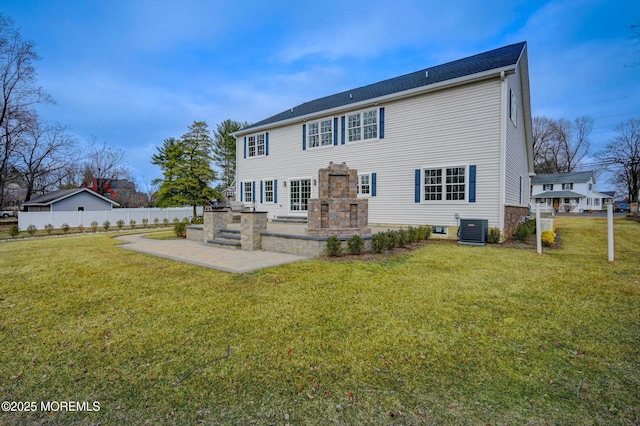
[536,203,542,254]
[608,203,614,262]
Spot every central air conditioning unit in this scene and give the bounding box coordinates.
[458,218,488,245]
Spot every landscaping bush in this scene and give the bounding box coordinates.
[515,220,535,242]
[541,230,555,247]
[142,218,149,227]
[103,220,111,231]
[416,225,432,241]
[27,224,37,236]
[386,230,399,249]
[347,234,364,255]
[174,221,187,238]
[153,217,160,227]
[407,226,418,243]
[163,218,170,225]
[9,224,19,238]
[488,227,501,243]
[371,233,387,253]
[129,219,136,229]
[397,229,408,247]
[116,219,125,230]
[173,217,180,223]
[61,223,71,234]
[90,221,99,232]
[44,224,54,235]
[325,235,342,256]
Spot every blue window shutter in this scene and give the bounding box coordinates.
[260,180,263,204]
[371,173,377,197]
[240,182,243,201]
[469,165,476,203]
[243,137,247,159]
[274,179,278,203]
[265,132,269,156]
[379,107,385,139]
[302,124,306,151]
[341,116,346,144]
[333,117,338,145]
[414,169,421,203]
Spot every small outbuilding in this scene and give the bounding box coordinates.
[22,188,120,212]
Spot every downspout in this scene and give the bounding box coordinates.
[498,71,507,236]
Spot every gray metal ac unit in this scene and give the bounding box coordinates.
[459,218,488,245]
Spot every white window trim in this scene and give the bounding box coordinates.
[263,178,275,204]
[287,176,313,214]
[509,88,518,126]
[307,118,334,149]
[347,108,380,143]
[242,181,254,203]
[357,173,372,197]
[247,132,266,158]
[420,164,469,203]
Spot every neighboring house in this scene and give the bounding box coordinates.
[531,171,612,213]
[22,188,119,212]
[234,42,534,239]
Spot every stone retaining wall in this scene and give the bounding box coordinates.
[262,233,372,257]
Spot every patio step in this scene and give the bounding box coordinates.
[272,216,307,224]
[207,229,241,249]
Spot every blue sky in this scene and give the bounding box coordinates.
[3,0,640,191]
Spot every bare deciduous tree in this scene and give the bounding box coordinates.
[597,118,640,203]
[532,115,593,174]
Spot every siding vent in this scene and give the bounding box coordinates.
[425,71,429,78]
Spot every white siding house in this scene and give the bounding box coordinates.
[531,171,613,213]
[234,42,534,239]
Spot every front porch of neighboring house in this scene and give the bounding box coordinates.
[534,194,585,213]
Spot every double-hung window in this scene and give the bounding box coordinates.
[543,184,553,191]
[264,180,274,203]
[423,166,466,201]
[357,174,370,196]
[308,119,333,148]
[347,108,378,142]
[247,133,266,158]
[243,181,253,202]
[562,183,573,190]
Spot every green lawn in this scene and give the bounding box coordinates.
[0,217,638,425]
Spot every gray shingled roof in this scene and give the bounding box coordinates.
[242,42,526,131]
[531,171,595,185]
[23,188,119,206]
[532,190,585,199]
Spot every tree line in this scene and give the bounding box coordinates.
[533,115,640,203]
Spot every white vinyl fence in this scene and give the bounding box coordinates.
[18,207,203,231]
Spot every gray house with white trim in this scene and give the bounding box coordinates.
[234,42,534,239]
[22,188,119,212]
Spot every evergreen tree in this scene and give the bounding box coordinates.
[152,121,217,218]
[212,119,248,191]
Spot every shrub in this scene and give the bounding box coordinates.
[90,221,99,232]
[163,218,169,225]
[44,224,54,235]
[27,224,37,236]
[174,221,187,238]
[416,225,432,241]
[325,235,342,256]
[173,217,180,224]
[407,226,418,244]
[386,230,399,249]
[397,229,408,247]
[9,224,19,238]
[347,234,364,255]
[103,220,111,231]
[371,233,387,253]
[142,218,149,227]
[488,227,501,243]
[129,219,136,229]
[61,223,71,234]
[515,220,534,242]
[116,219,125,230]
[541,230,555,247]
[153,217,160,227]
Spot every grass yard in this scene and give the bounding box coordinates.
[0,217,638,425]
